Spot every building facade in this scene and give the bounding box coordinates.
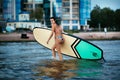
[22,0,43,12]
[3,0,21,21]
[62,0,80,30]
[80,0,91,26]
[0,0,3,19]
[3,0,43,21]
[43,0,91,30]
[43,0,51,27]
[7,21,41,30]
[1,0,91,30]
[1,0,42,31]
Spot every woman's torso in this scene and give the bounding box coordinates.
[53,24,64,43]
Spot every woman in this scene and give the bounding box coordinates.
[47,17,64,61]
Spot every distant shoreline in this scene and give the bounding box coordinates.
[0,32,35,42]
[0,32,120,42]
[73,32,120,40]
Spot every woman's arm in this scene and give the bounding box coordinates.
[47,25,55,44]
[47,31,53,44]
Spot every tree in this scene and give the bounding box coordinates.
[90,6,118,31]
[30,7,43,21]
[115,9,120,30]
[90,5,101,28]
[100,8,114,28]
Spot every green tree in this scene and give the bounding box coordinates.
[30,7,43,21]
[115,9,120,30]
[90,5,101,28]
[100,8,114,28]
[90,6,118,31]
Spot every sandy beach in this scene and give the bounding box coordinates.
[0,32,120,42]
[0,32,35,42]
[73,32,120,40]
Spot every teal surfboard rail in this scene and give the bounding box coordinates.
[75,40,102,59]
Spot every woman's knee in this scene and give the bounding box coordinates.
[52,47,55,51]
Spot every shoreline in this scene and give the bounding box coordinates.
[0,32,35,42]
[0,32,120,42]
[73,32,120,40]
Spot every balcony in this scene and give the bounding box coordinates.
[24,1,43,4]
[72,0,79,3]
[62,0,70,2]
[72,3,79,8]
[24,2,33,4]
[24,8,33,11]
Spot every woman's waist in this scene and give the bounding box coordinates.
[55,35,63,39]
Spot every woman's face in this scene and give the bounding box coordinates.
[50,19,55,24]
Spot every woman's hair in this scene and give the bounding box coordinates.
[50,17,56,21]
[50,17,61,25]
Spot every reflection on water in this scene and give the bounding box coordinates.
[34,59,103,80]
[34,60,77,80]
[0,40,120,80]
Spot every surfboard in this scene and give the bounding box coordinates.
[33,27,103,60]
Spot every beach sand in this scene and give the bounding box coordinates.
[73,32,120,40]
[0,32,35,42]
[0,32,120,42]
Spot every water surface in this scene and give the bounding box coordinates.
[0,40,120,80]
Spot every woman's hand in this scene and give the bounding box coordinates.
[47,40,49,44]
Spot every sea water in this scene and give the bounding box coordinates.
[0,40,120,80]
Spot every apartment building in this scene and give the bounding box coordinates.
[3,0,21,21]
[44,0,91,30]
[1,0,91,30]
[22,0,43,12]
[62,0,80,30]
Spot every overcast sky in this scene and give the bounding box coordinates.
[91,0,120,10]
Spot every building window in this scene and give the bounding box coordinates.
[14,24,16,28]
[63,26,69,30]
[62,8,70,12]
[62,14,70,18]
[72,14,78,18]
[29,25,32,29]
[35,0,43,2]
[28,4,33,8]
[63,20,69,24]
[25,24,27,28]
[63,2,70,7]
[56,0,62,2]
[72,3,78,7]
[63,0,69,1]
[8,24,11,26]
[72,20,78,24]
[72,26,78,30]
[35,4,40,8]
[21,24,23,28]
[72,8,78,12]
[21,14,23,17]
[28,0,33,3]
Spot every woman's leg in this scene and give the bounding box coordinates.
[52,43,56,59]
[56,43,63,61]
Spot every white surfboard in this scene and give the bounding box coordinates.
[33,27,103,60]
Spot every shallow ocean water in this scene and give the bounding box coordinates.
[0,40,120,80]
